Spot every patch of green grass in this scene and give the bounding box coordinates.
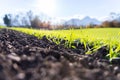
[0,26,6,28]
[11,27,120,61]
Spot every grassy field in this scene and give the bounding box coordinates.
[11,28,120,44]
[11,27,120,60]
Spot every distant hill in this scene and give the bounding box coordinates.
[64,16,101,26]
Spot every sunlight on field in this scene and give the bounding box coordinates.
[11,27,120,60]
[12,28,120,45]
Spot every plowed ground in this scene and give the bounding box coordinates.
[0,29,120,80]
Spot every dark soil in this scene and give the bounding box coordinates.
[0,29,120,80]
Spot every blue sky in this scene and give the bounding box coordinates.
[0,0,120,20]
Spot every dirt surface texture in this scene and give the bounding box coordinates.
[0,29,120,80]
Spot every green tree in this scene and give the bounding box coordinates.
[3,14,11,27]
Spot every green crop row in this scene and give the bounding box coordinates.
[11,27,120,61]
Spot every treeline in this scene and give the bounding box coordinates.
[3,11,120,29]
[3,11,52,29]
[95,12,120,28]
[54,20,120,29]
[85,21,120,28]
[98,20,120,28]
